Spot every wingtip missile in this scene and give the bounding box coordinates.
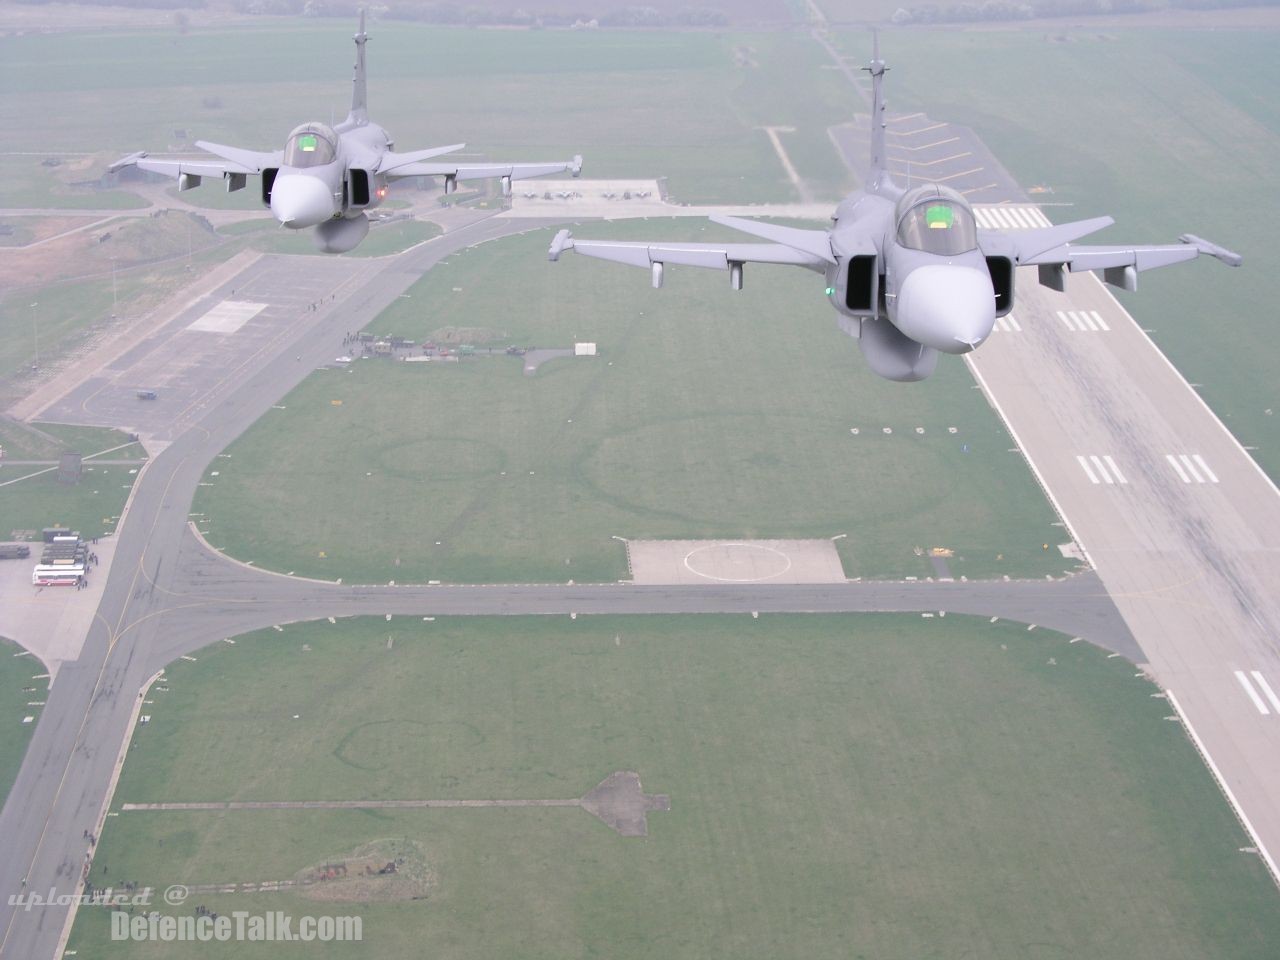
[1179,234,1243,267]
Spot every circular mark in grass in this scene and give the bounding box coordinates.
[333,719,484,771]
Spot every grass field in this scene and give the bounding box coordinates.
[0,24,853,207]
[0,636,40,810]
[0,156,148,212]
[0,421,132,462]
[4,22,1275,484]
[67,613,1280,958]
[0,425,144,540]
[193,222,1069,584]
[839,27,1280,481]
[0,20,857,392]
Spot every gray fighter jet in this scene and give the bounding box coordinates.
[110,12,582,253]
[548,40,1239,381]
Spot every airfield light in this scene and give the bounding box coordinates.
[299,134,318,152]
[925,204,954,230]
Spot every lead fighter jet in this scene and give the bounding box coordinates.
[548,39,1239,381]
[110,12,582,253]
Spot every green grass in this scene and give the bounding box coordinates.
[0,25,852,206]
[67,614,1280,958]
[0,157,148,211]
[834,27,1280,480]
[0,421,132,462]
[0,426,145,540]
[0,636,41,809]
[0,215,253,395]
[6,25,1274,479]
[193,223,1068,584]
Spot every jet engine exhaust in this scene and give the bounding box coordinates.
[314,213,369,253]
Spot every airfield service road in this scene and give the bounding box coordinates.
[0,203,1143,960]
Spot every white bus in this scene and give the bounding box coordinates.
[32,565,83,587]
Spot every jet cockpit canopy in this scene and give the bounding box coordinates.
[895,185,977,257]
[283,123,339,168]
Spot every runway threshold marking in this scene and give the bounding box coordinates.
[1250,671,1280,713]
[1235,670,1273,715]
[1076,454,1127,485]
[973,206,1053,230]
[1057,310,1110,332]
[1166,453,1219,484]
[1007,208,1033,229]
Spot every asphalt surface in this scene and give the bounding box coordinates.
[829,108,1280,884]
[829,114,1028,204]
[969,272,1280,885]
[0,205,1139,959]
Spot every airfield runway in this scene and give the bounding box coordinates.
[828,112,1028,204]
[969,272,1280,883]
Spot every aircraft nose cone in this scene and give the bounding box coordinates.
[270,174,335,228]
[893,264,996,355]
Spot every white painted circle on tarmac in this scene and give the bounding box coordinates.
[682,543,793,583]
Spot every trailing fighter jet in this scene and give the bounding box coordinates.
[547,39,1238,381]
[110,12,582,253]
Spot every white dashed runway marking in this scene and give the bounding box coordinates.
[972,205,1053,230]
[1057,310,1110,332]
[1166,453,1219,484]
[1236,670,1280,716]
[1076,454,1127,485]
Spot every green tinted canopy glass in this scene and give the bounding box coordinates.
[925,204,954,229]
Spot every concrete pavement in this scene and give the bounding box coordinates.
[968,271,1280,884]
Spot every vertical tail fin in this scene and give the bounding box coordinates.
[862,31,889,188]
[349,9,369,125]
